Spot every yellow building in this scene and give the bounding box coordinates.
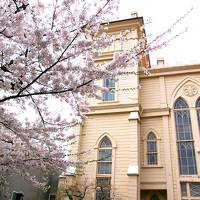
[58,16,200,200]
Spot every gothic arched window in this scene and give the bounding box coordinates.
[196,97,200,129]
[147,132,158,165]
[97,136,112,174]
[174,98,197,175]
[96,136,112,200]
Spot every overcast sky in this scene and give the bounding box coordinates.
[118,0,200,66]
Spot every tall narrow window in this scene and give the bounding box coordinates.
[147,132,158,165]
[196,97,200,128]
[96,136,112,200]
[174,98,197,175]
[102,79,115,101]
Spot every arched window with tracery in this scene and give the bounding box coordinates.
[96,136,112,200]
[147,132,158,165]
[174,98,197,175]
[196,97,200,129]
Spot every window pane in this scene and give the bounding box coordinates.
[97,178,111,187]
[97,162,112,174]
[103,79,115,101]
[104,79,115,88]
[174,98,188,109]
[147,153,157,165]
[147,141,157,152]
[96,178,111,200]
[178,142,197,175]
[190,182,200,197]
[174,111,193,140]
[103,91,115,101]
[180,182,187,197]
[99,137,112,148]
[99,149,112,161]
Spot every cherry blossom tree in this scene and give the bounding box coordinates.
[0,0,189,195]
[0,0,142,193]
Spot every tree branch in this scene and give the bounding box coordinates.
[30,96,45,127]
[0,79,93,102]
[17,32,79,96]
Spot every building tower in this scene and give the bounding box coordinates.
[58,16,149,200]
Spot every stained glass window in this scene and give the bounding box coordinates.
[174,98,197,175]
[147,132,157,165]
[102,79,115,101]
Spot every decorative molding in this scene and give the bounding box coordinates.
[141,108,170,118]
[86,103,140,115]
[139,64,200,78]
[94,132,117,149]
[183,84,198,97]
[169,77,200,108]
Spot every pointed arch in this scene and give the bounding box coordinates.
[170,77,200,108]
[174,97,189,109]
[147,132,157,140]
[95,133,116,149]
[99,136,112,148]
[143,128,160,140]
